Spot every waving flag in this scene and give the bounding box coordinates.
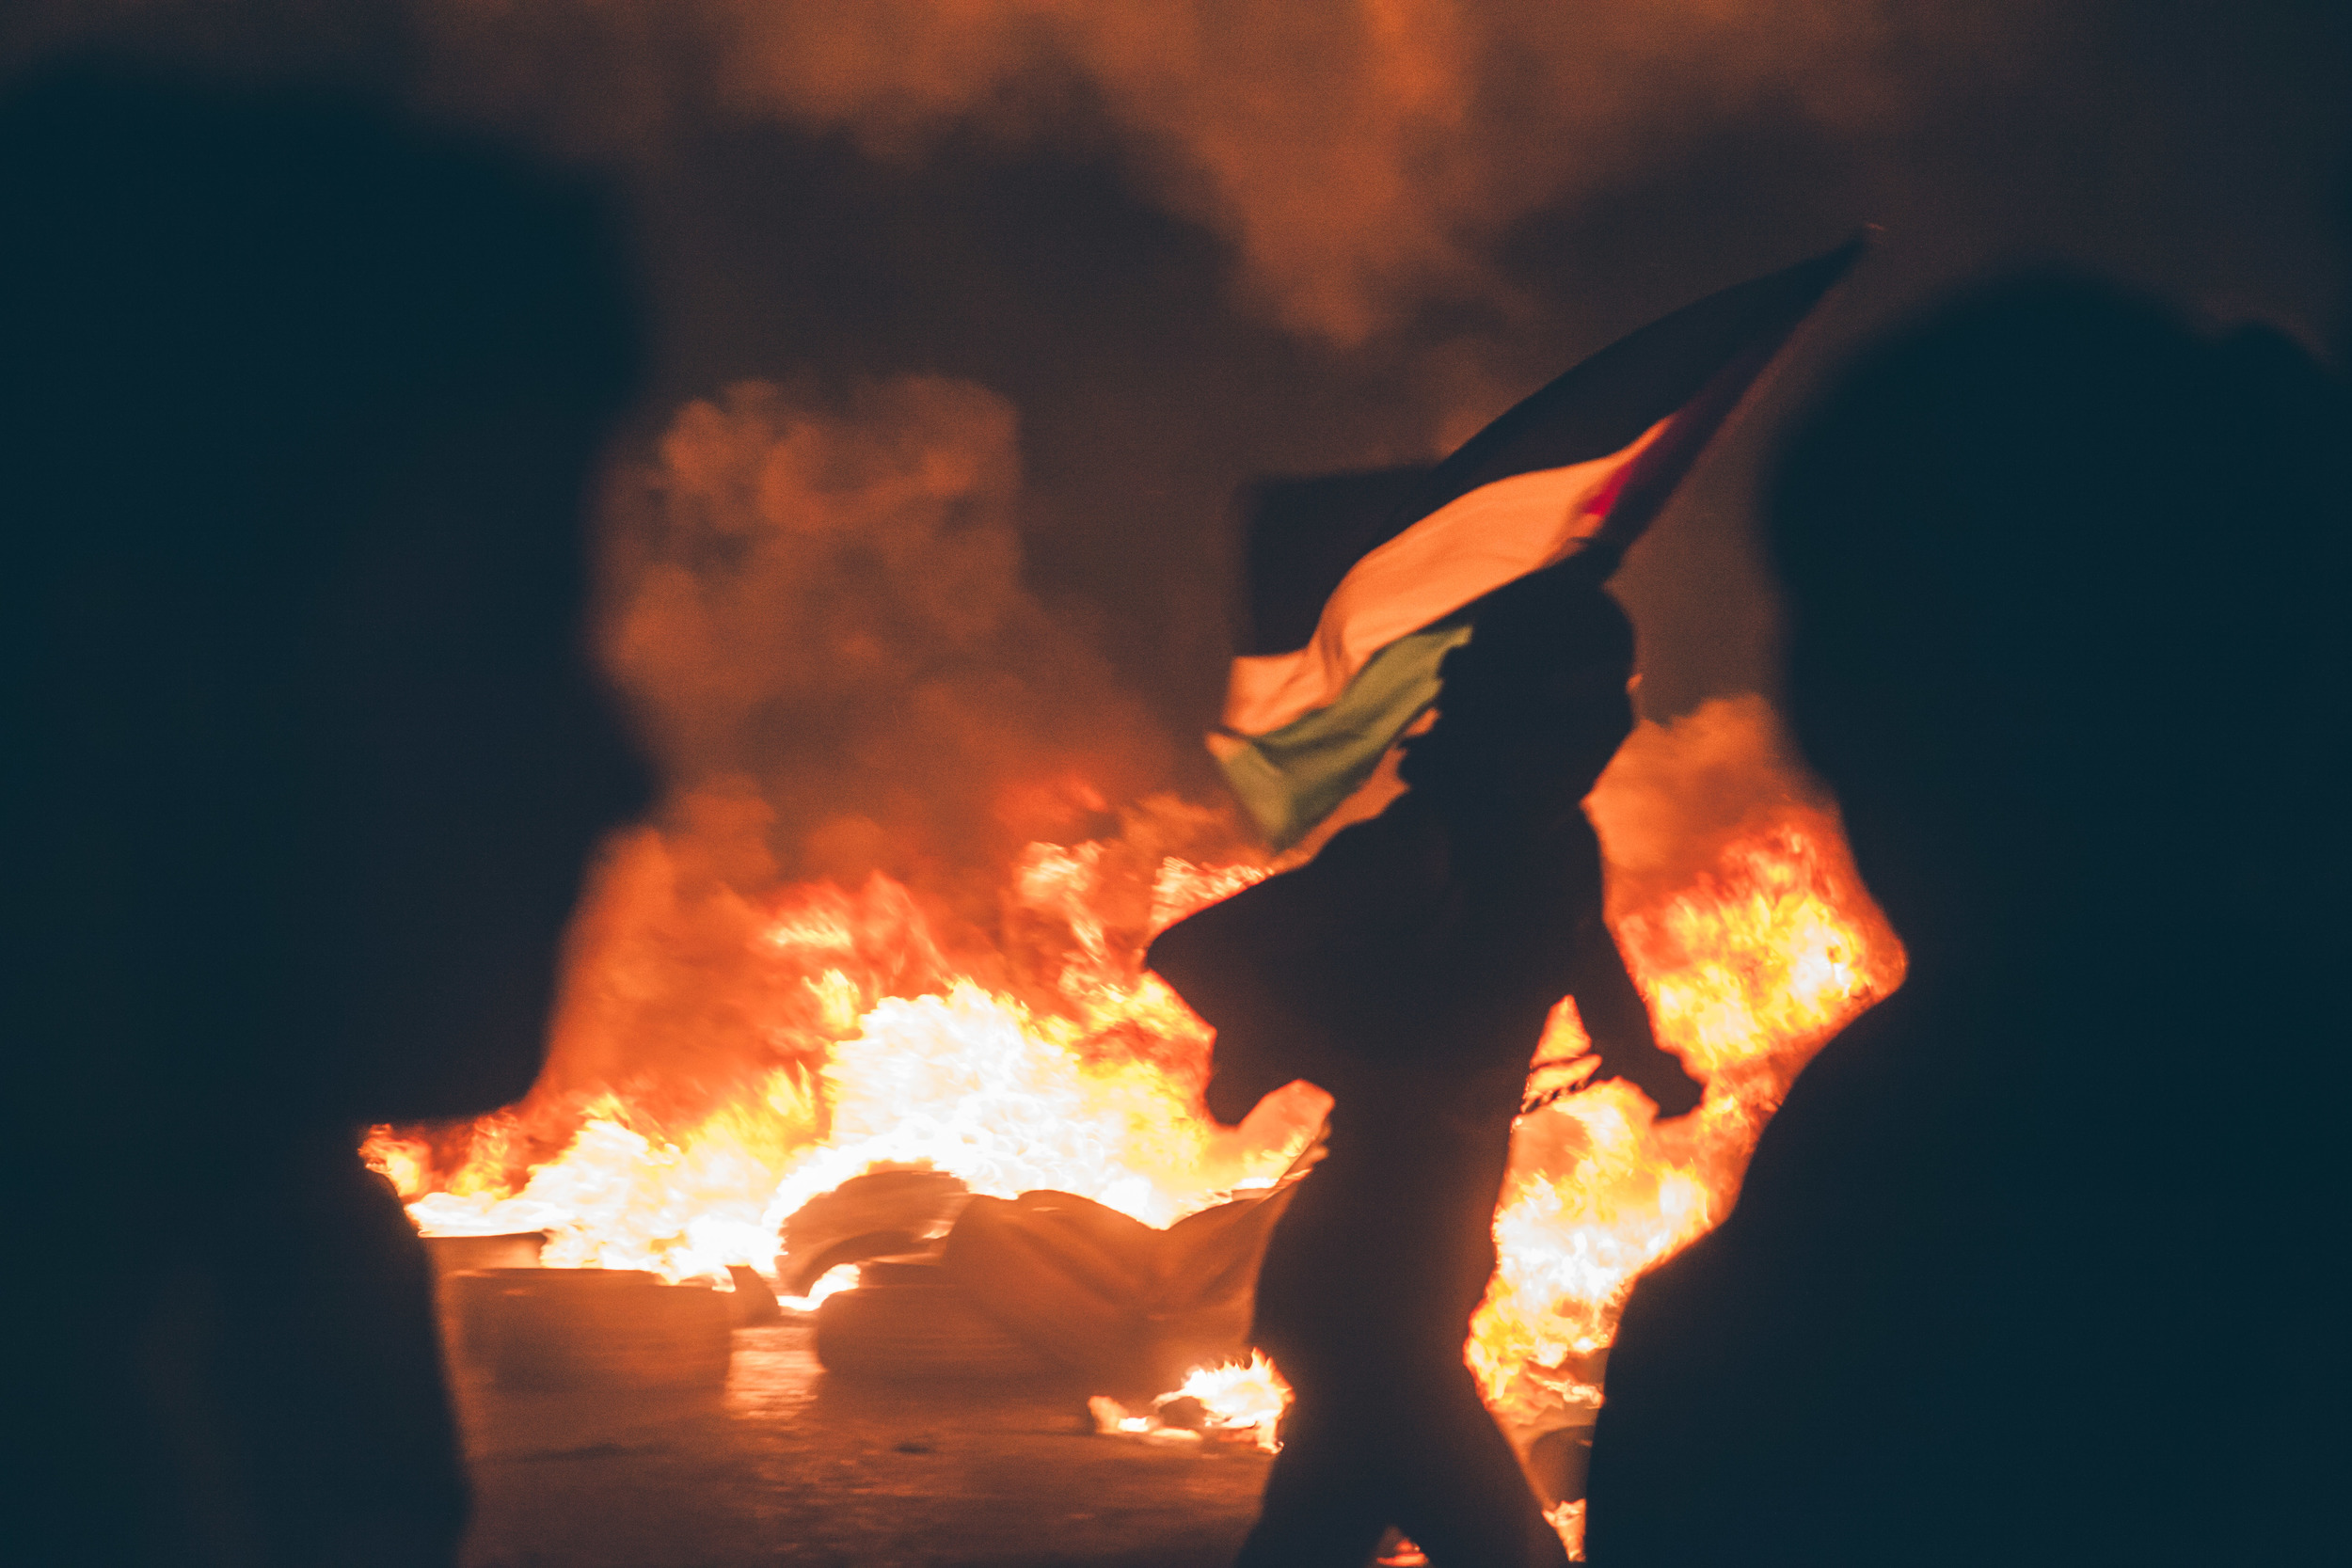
[1214,237,1867,848]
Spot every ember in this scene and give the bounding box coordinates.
[366,696,1899,1457]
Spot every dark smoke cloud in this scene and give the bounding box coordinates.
[12,0,2343,861]
[377,0,2047,343]
[687,0,2025,345]
[19,0,2339,742]
[11,0,2341,794]
[13,2,2343,353]
[10,0,2336,1145]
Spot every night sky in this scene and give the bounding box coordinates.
[8,0,2345,866]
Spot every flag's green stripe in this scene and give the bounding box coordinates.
[1214,617,1474,849]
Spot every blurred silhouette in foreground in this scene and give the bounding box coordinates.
[1585,276,2346,1565]
[1151,564,1703,1568]
[1,64,648,1565]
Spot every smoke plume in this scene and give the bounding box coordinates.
[411,0,2039,344]
[12,0,2325,1147]
[605,373,1171,891]
[471,373,1183,1132]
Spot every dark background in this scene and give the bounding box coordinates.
[8,0,2345,838]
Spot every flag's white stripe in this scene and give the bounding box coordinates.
[1222,420,1668,736]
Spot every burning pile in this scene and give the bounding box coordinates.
[366,695,1901,1445]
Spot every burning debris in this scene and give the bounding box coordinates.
[368,694,1897,1459]
[793,1160,1306,1395]
[775,1165,972,1297]
[355,287,1899,1473]
[767,1114,1314,1395]
[1088,1352,1295,1451]
[939,1179,1299,1390]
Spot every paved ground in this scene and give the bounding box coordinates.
[454,1323,1273,1568]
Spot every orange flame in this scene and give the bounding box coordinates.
[1470,821,1900,1427]
[367,743,1898,1468]
[1181,1351,1294,1450]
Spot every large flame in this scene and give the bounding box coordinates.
[369,849,1312,1278]
[1470,822,1899,1426]
[368,714,1899,1447]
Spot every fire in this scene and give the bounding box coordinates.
[371,852,1308,1276]
[369,1072,820,1276]
[1089,1352,1292,1449]
[1180,1352,1294,1449]
[767,974,1292,1230]
[367,717,1899,1468]
[1469,822,1901,1427]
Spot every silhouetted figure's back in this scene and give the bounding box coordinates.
[1584,277,2346,1565]
[1152,567,1702,1568]
[2,65,647,1565]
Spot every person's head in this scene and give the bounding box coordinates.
[1400,563,1639,828]
[1769,273,2344,974]
[1,63,653,1128]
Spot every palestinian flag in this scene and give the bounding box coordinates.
[1214,237,1867,848]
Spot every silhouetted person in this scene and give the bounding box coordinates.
[1151,566,1703,1568]
[1,65,649,1565]
[1584,276,2346,1565]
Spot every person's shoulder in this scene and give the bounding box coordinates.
[1145,816,1387,982]
[1338,787,1441,847]
[1721,981,1979,1243]
[1281,791,1444,891]
[1147,793,1452,988]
